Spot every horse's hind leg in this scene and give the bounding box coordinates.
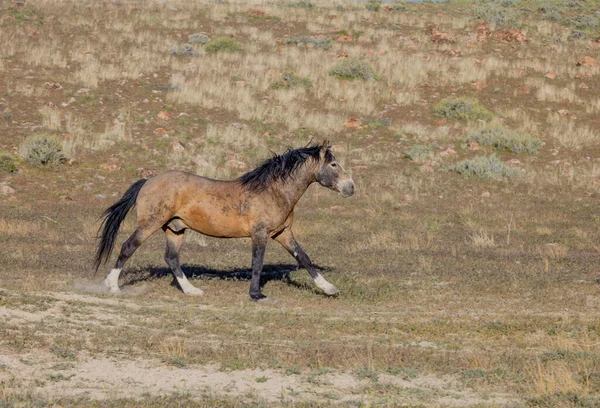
[104,227,152,293]
[163,227,204,296]
[273,229,339,296]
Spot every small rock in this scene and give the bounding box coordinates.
[235,80,248,87]
[345,117,361,128]
[76,88,90,94]
[508,159,522,167]
[226,159,248,170]
[58,195,75,202]
[579,82,589,89]
[44,82,62,89]
[442,49,461,57]
[494,29,527,43]
[153,127,169,135]
[429,25,453,43]
[136,168,159,178]
[558,109,569,116]
[575,73,584,79]
[481,192,491,198]
[467,141,480,150]
[476,23,491,43]
[472,81,487,91]
[519,86,530,94]
[192,155,210,167]
[157,110,173,120]
[577,56,600,68]
[94,194,106,199]
[545,71,556,79]
[0,185,15,195]
[172,141,185,153]
[100,163,120,171]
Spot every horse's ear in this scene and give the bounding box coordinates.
[319,140,330,158]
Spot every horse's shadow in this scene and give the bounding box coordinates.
[120,263,330,292]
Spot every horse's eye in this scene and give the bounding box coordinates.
[331,163,337,167]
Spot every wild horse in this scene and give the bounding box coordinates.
[94,142,355,301]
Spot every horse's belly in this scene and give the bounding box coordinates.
[178,206,250,238]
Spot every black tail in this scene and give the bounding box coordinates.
[94,179,147,273]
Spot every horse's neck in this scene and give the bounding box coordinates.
[269,163,316,210]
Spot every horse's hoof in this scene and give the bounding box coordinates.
[256,297,279,305]
[184,287,205,296]
[314,274,340,296]
[324,286,340,296]
[108,287,122,294]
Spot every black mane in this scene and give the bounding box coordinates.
[239,144,333,193]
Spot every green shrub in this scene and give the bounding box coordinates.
[365,0,381,12]
[393,3,408,11]
[0,155,17,173]
[571,14,599,30]
[434,98,493,122]
[283,36,331,49]
[188,33,210,45]
[475,4,520,27]
[329,59,375,81]
[453,155,517,179]
[204,37,243,54]
[404,145,431,163]
[467,127,542,154]
[19,134,66,165]
[270,72,312,90]
[286,1,314,8]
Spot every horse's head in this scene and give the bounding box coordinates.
[316,142,355,198]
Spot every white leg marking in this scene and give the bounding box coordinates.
[176,274,204,296]
[104,269,121,294]
[314,273,339,296]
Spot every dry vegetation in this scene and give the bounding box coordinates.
[1,0,600,406]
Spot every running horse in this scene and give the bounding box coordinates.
[94,142,355,301]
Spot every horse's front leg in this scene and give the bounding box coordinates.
[273,229,339,296]
[249,228,268,301]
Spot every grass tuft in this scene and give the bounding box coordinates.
[270,72,312,90]
[467,127,542,154]
[404,145,431,163]
[204,37,243,54]
[329,59,375,81]
[434,98,493,122]
[453,155,517,179]
[19,134,66,165]
[0,155,17,173]
[286,1,314,9]
[283,35,331,49]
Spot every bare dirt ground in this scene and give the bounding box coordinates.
[1,0,600,406]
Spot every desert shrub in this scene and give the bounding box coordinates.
[434,98,493,122]
[467,127,542,154]
[283,36,331,49]
[453,155,517,179]
[393,3,408,11]
[171,44,199,56]
[568,30,587,40]
[0,155,16,173]
[571,15,599,30]
[286,1,314,8]
[404,145,431,162]
[329,59,375,81]
[188,33,210,45]
[19,134,66,165]
[204,37,243,54]
[270,72,312,90]
[538,6,562,22]
[475,4,520,27]
[365,0,381,12]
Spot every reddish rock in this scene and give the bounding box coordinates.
[508,159,522,167]
[519,86,530,94]
[248,9,266,16]
[235,80,248,87]
[44,82,62,89]
[545,71,556,79]
[579,82,589,89]
[577,56,599,68]
[337,35,352,42]
[137,168,159,178]
[153,127,169,135]
[100,163,120,171]
[345,117,361,128]
[575,73,584,79]
[558,109,569,116]
[472,81,487,91]
[494,29,527,43]
[435,118,447,126]
[157,111,173,120]
[430,25,453,43]
[442,49,461,57]
[476,23,491,43]
[336,51,349,59]
[0,184,15,195]
[467,141,480,150]
[439,147,457,158]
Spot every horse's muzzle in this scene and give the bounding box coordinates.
[339,181,355,198]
